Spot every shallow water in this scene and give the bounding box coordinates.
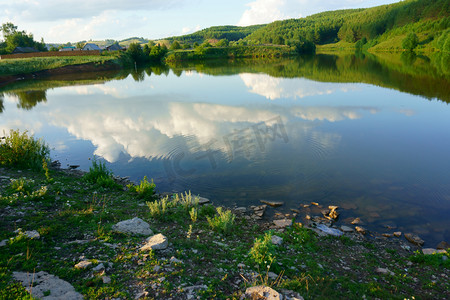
[1,53,449,246]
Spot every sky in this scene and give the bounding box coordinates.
[0,0,400,43]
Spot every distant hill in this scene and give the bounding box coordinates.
[119,37,150,46]
[243,0,449,51]
[164,25,266,44]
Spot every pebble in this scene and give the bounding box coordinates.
[75,260,92,269]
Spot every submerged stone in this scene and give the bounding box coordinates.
[404,233,424,246]
[260,200,284,207]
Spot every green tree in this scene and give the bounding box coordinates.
[402,32,419,51]
[170,40,181,50]
[1,22,18,38]
[49,46,58,52]
[127,42,145,62]
[149,44,168,62]
[215,38,229,47]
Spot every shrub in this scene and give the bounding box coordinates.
[402,32,419,50]
[206,207,235,234]
[0,129,50,170]
[83,159,120,189]
[249,232,276,267]
[147,196,170,219]
[127,176,156,200]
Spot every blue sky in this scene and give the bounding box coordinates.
[0,0,400,43]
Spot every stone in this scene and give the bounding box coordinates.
[316,224,343,237]
[436,241,450,250]
[375,267,394,276]
[112,217,153,236]
[235,207,247,213]
[351,218,361,225]
[271,235,283,246]
[355,226,366,234]
[328,205,339,210]
[260,200,284,207]
[328,209,339,220]
[242,285,282,300]
[280,289,304,300]
[273,219,292,229]
[0,239,8,247]
[23,230,40,239]
[422,248,439,255]
[311,202,319,206]
[382,233,393,238]
[404,233,424,246]
[184,285,207,293]
[13,271,83,299]
[197,197,210,205]
[140,233,168,251]
[393,231,402,237]
[267,272,278,280]
[340,225,353,233]
[102,276,111,284]
[92,263,105,272]
[75,260,92,269]
[170,256,183,264]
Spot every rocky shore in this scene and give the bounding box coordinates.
[0,166,449,299]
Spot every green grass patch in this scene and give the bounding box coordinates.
[0,129,50,170]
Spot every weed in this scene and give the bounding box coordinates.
[206,207,235,234]
[249,232,276,266]
[42,159,53,183]
[173,191,199,211]
[127,176,155,200]
[147,196,169,219]
[83,159,120,189]
[189,207,198,223]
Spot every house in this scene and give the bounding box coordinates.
[60,46,77,51]
[12,47,38,54]
[82,43,101,51]
[105,43,124,51]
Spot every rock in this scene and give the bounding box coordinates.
[328,209,339,220]
[316,224,343,237]
[140,233,168,251]
[75,260,92,269]
[0,239,8,247]
[351,218,361,225]
[13,271,83,299]
[197,197,210,205]
[184,285,207,293]
[235,207,247,213]
[404,233,424,246]
[436,241,450,250]
[422,248,447,255]
[92,263,105,272]
[112,217,153,236]
[237,263,246,268]
[290,208,301,214]
[24,230,40,239]
[280,289,304,300]
[242,285,282,300]
[340,225,353,233]
[267,272,278,280]
[355,226,366,234]
[393,231,402,237]
[273,219,292,229]
[102,276,111,284]
[376,267,394,276]
[213,241,228,247]
[382,233,393,238]
[260,200,284,207]
[311,202,319,206]
[328,205,339,210]
[271,235,283,246]
[170,256,183,264]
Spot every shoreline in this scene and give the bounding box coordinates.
[1,165,449,299]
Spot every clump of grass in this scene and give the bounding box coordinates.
[0,129,50,170]
[172,191,199,211]
[1,177,47,205]
[83,159,120,189]
[206,207,235,234]
[127,176,155,200]
[189,207,198,223]
[147,195,170,219]
[249,232,276,266]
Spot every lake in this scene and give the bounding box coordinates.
[1,52,449,246]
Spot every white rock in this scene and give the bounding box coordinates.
[75,260,92,269]
[22,230,40,239]
[340,225,354,233]
[13,271,83,300]
[273,219,292,229]
[170,256,183,264]
[102,276,111,284]
[375,267,394,276]
[316,224,343,237]
[271,235,283,246]
[92,263,105,272]
[268,272,278,280]
[243,285,282,300]
[197,197,210,205]
[140,233,168,251]
[112,217,153,236]
[0,239,8,247]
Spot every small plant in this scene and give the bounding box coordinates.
[147,196,169,219]
[83,158,120,189]
[9,177,34,194]
[206,207,235,234]
[42,159,53,182]
[127,176,156,200]
[172,191,199,211]
[249,232,276,266]
[0,129,50,170]
[189,207,198,223]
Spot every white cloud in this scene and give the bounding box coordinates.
[238,0,292,26]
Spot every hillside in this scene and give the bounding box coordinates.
[243,0,449,52]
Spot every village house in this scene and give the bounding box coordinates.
[82,43,102,51]
[12,47,38,54]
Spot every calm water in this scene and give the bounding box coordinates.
[1,53,450,246]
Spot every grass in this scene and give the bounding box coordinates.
[206,207,236,234]
[127,176,155,200]
[0,129,50,171]
[0,53,124,76]
[83,159,121,189]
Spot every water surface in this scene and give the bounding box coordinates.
[1,52,449,246]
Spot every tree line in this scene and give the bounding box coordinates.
[0,23,47,54]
